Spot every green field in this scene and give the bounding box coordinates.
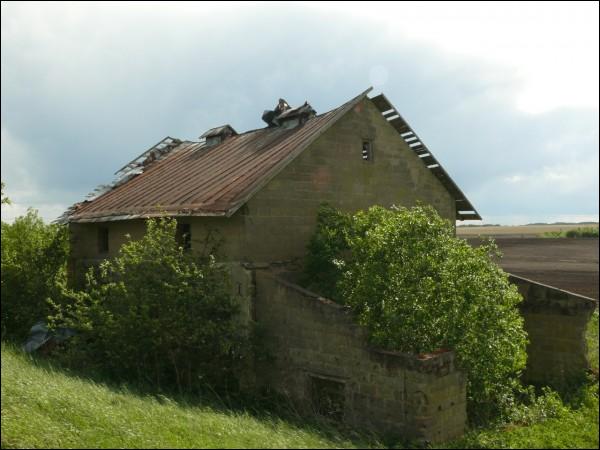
[2,339,598,449]
[457,223,599,238]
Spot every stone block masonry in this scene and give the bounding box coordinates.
[510,274,598,387]
[253,270,467,444]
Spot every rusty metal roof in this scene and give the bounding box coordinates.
[67,88,373,222]
[66,87,480,223]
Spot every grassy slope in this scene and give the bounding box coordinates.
[1,344,380,449]
[2,314,599,450]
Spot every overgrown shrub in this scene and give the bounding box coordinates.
[49,217,249,393]
[304,204,528,421]
[1,209,68,340]
[565,227,599,238]
[303,204,352,301]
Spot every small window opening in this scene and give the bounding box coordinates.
[309,375,345,420]
[205,136,222,146]
[98,227,109,254]
[362,140,372,161]
[176,223,192,251]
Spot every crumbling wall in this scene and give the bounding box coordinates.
[254,270,466,443]
[510,274,598,387]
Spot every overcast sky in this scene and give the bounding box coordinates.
[1,1,598,224]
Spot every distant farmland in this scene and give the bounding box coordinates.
[457,223,599,238]
[464,236,599,300]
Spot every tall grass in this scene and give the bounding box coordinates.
[1,344,382,449]
[3,338,599,449]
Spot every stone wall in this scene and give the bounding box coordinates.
[510,274,598,387]
[240,97,456,262]
[254,270,466,443]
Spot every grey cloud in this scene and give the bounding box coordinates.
[1,3,598,222]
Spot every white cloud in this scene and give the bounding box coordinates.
[308,1,599,114]
[0,202,67,224]
[501,160,599,194]
[1,2,598,225]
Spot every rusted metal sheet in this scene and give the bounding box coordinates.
[67,88,373,223]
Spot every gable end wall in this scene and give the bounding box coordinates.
[237,97,456,262]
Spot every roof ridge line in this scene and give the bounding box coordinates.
[223,87,373,217]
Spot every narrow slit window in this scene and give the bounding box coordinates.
[176,223,192,251]
[98,227,109,254]
[362,140,372,161]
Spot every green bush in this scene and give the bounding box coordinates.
[49,217,249,393]
[303,204,352,301]
[542,227,599,238]
[566,227,599,238]
[304,204,528,421]
[1,209,68,340]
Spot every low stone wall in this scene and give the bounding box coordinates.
[254,270,466,443]
[510,274,598,387]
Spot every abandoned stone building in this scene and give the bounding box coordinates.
[61,88,596,443]
[64,87,480,269]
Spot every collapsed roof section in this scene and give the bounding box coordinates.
[262,99,316,128]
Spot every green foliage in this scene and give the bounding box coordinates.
[305,204,528,421]
[303,204,352,301]
[1,209,68,340]
[447,381,599,449]
[588,308,599,372]
[1,181,10,205]
[542,226,599,238]
[565,227,599,238]
[49,217,249,393]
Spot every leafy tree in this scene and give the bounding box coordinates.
[1,181,10,205]
[302,204,352,301]
[1,209,68,340]
[50,217,249,393]
[305,204,528,421]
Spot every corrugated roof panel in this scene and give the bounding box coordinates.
[68,89,372,222]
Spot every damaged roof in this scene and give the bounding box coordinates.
[64,88,480,223]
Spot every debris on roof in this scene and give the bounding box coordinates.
[262,98,291,127]
[262,99,317,128]
[56,136,183,224]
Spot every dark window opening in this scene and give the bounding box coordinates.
[176,223,192,251]
[98,227,109,254]
[362,140,372,161]
[309,375,345,420]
